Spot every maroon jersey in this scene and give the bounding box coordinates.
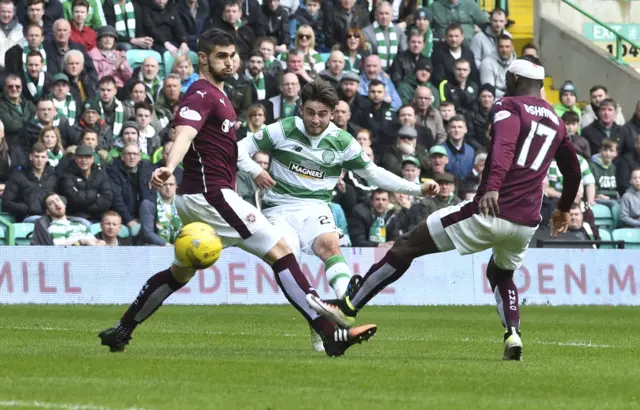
[474,96,581,226]
[173,79,238,194]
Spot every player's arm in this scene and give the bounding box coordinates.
[554,136,581,213]
[236,124,278,178]
[550,134,581,236]
[344,141,438,197]
[166,125,198,173]
[485,106,521,192]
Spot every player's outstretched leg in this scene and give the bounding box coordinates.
[98,265,192,352]
[264,238,376,357]
[486,255,523,361]
[307,223,439,327]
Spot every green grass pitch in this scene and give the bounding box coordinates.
[1,305,639,410]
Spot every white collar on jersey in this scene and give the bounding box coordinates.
[507,60,545,80]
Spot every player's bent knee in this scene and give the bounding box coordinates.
[312,232,340,260]
[262,238,294,265]
[170,264,198,283]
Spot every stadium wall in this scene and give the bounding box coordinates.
[0,247,638,305]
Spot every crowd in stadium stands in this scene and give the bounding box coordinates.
[0,0,637,247]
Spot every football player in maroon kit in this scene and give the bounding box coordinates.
[307,56,582,361]
[99,29,377,357]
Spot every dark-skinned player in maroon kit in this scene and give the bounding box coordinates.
[307,56,582,361]
[98,29,377,357]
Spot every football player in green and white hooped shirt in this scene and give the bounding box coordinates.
[546,154,596,205]
[237,80,439,351]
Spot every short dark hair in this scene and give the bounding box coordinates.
[258,37,276,48]
[490,7,507,17]
[570,203,581,211]
[599,98,616,110]
[71,0,89,10]
[368,79,384,89]
[32,142,47,153]
[521,43,537,54]
[81,128,98,140]
[448,114,466,125]
[223,0,239,10]
[440,101,455,109]
[561,111,580,124]
[454,58,471,68]
[36,96,54,107]
[26,49,43,62]
[24,23,44,36]
[300,80,339,110]
[197,28,236,55]
[498,34,512,43]
[371,188,389,200]
[134,101,153,114]
[27,0,45,6]
[408,30,423,42]
[42,192,59,209]
[248,49,263,61]
[398,104,414,114]
[589,85,608,95]
[601,138,618,151]
[98,75,117,87]
[446,23,463,35]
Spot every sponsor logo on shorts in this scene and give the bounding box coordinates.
[246,213,256,223]
[288,162,325,179]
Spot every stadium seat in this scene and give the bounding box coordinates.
[129,223,141,237]
[163,51,198,75]
[89,223,102,236]
[13,223,34,245]
[591,204,614,228]
[126,50,165,77]
[611,228,640,249]
[0,225,7,245]
[0,212,16,223]
[611,202,622,229]
[598,228,613,249]
[118,225,130,238]
[319,53,330,63]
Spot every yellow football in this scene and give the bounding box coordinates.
[174,222,223,269]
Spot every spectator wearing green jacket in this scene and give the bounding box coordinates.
[0,75,37,154]
[425,0,488,44]
[62,0,106,28]
[589,139,619,201]
[553,80,582,120]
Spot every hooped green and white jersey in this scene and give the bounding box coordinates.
[248,117,370,207]
[548,154,595,191]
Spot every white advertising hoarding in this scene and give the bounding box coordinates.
[0,247,638,305]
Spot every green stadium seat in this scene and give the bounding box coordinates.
[129,223,140,237]
[598,228,613,249]
[126,50,165,77]
[0,212,16,223]
[118,225,130,238]
[0,225,7,245]
[319,53,330,63]
[13,223,34,245]
[89,223,102,236]
[591,204,614,228]
[611,228,640,249]
[611,201,622,229]
[163,51,198,75]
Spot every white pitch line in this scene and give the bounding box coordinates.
[0,401,148,410]
[0,325,617,348]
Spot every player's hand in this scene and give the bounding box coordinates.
[420,180,439,197]
[254,170,276,189]
[549,209,570,237]
[479,190,500,217]
[150,167,173,190]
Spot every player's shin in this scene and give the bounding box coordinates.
[324,254,352,299]
[350,250,411,310]
[271,253,336,337]
[486,257,520,331]
[116,266,191,336]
